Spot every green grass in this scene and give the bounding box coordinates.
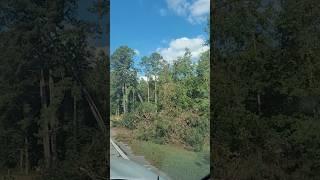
[129,140,210,180]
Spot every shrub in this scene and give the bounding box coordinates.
[120,102,157,130]
[166,110,209,151]
[135,110,171,144]
[121,113,137,129]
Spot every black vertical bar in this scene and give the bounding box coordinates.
[105,0,111,179]
[210,0,214,179]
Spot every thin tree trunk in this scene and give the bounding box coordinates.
[147,79,150,103]
[73,95,77,138]
[122,83,127,114]
[43,124,50,169]
[49,70,57,167]
[20,149,23,173]
[257,93,261,116]
[252,33,261,116]
[132,88,135,110]
[116,96,119,116]
[25,138,29,175]
[40,69,51,169]
[40,69,45,106]
[253,33,257,57]
[116,94,119,116]
[82,87,106,133]
[137,92,144,103]
[126,85,129,112]
[154,79,157,112]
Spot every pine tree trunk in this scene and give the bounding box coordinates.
[116,94,119,116]
[253,33,261,116]
[257,93,261,116]
[122,83,127,114]
[82,86,106,132]
[154,79,157,112]
[137,92,144,103]
[126,85,129,112]
[132,88,135,110]
[147,79,150,103]
[40,69,51,169]
[116,100,119,116]
[49,70,57,167]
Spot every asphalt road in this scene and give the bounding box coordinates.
[110,129,171,179]
[110,138,169,179]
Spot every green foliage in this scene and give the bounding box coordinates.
[140,52,163,79]
[112,47,210,151]
[121,113,137,130]
[111,46,136,85]
[136,114,170,144]
[184,115,209,151]
[212,0,320,178]
[120,102,157,130]
[0,0,108,179]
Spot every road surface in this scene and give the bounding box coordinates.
[110,128,170,179]
[110,137,169,180]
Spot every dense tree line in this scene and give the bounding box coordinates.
[110,46,210,151]
[212,0,320,179]
[0,0,109,179]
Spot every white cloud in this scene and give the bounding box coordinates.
[166,0,190,16]
[134,49,140,56]
[159,8,167,16]
[165,0,209,24]
[150,75,159,80]
[188,0,209,24]
[156,36,209,63]
[138,75,158,81]
[139,75,148,81]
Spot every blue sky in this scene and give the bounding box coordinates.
[111,0,209,66]
[77,0,209,77]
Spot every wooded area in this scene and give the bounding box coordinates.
[110,44,210,151]
[211,0,320,179]
[2,0,320,179]
[0,0,109,179]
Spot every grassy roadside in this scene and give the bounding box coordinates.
[114,127,210,180]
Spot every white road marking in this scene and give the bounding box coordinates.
[110,138,129,160]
